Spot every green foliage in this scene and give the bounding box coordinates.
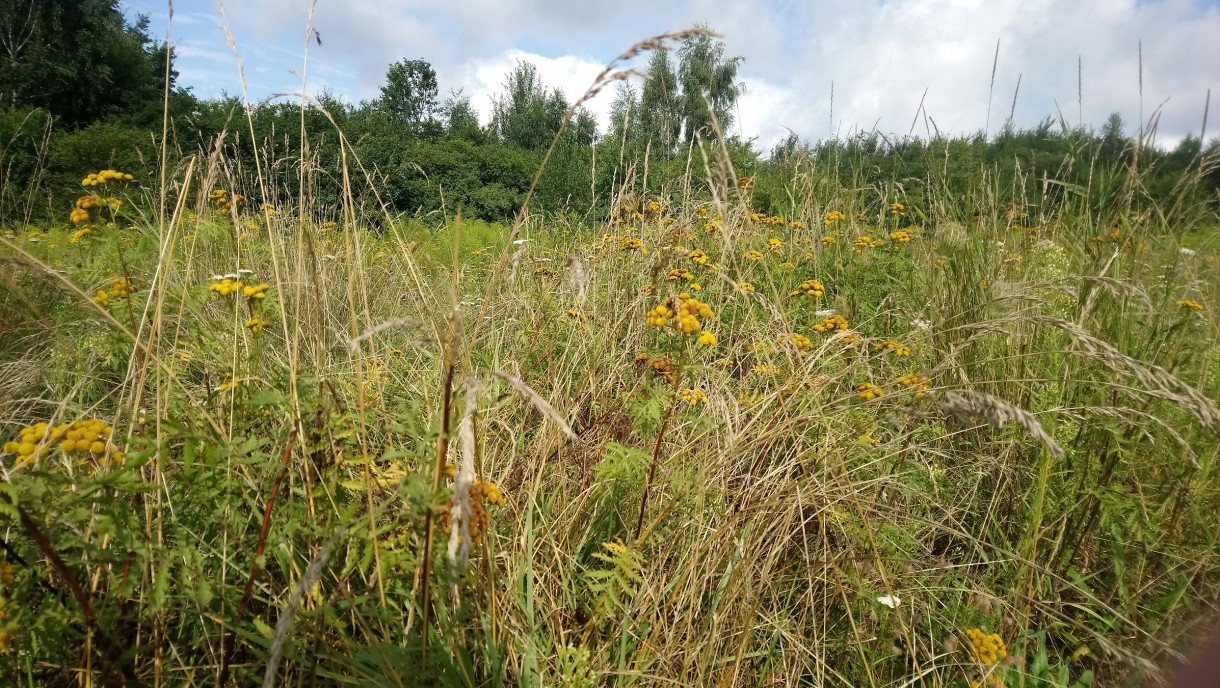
[677,30,743,143]
[585,539,644,623]
[0,0,183,128]
[378,58,440,135]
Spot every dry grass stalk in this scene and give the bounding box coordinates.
[263,527,344,688]
[934,389,1066,459]
[493,372,578,442]
[447,379,480,567]
[346,317,426,353]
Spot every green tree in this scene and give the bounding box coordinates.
[676,33,743,143]
[378,58,439,134]
[440,90,485,143]
[638,49,680,155]
[0,0,172,127]
[491,61,567,150]
[606,82,639,145]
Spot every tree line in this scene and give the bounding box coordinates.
[1,0,1216,227]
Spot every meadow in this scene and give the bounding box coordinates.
[2,35,1220,688]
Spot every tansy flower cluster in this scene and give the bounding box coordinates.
[210,277,243,296]
[1176,298,1204,311]
[874,339,911,356]
[738,282,756,293]
[94,277,135,306]
[824,210,846,225]
[745,249,763,262]
[0,602,18,653]
[965,628,1007,665]
[440,478,505,542]
[244,317,271,333]
[680,388,707,406]
[791,278,825,297]
[767,237,784,252]
[620,236,647,254]
[897,374,932,397]
[790,220,807,230]
[2,418,123,467]
[209,189,247,213]
[81,169,133,186]
[889,202,906,217]
[821,235,838,245]
[736,176,755,189]
[69,195,104,224]
[890,229,912,243]
[689,249,709,265]
[243,283,270,300]
[667,268,694,282]
[646,293,717,345]
[854,235,885,250]
[812,314,849,333]
[857,383,884,400]
[777,332,812,350]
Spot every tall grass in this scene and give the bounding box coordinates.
[1,27,1219,688]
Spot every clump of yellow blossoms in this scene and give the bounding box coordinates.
[680,388,707,405]
[739,281,756,293]
[0,603,18,653]
[736,176,755,190]
[1176,299,1204,311]
[791,278,825,297]
[821,235,838,245]
[823,210,846,225]
[210,277,242,296]
[840,332,863,345]
[812,314,849,333]
[2,418,123,467]
[966,628,1006,664]
[646,293,717,344]
[854,235,885,250]
[81,169,133,186]
[69,227,92,244]
[890,229,912,243]
[244,317,271,333]
[896,374,931,397]
[95,277,135,306]
[440,479,504,542]
[243,283,269,300]
[777,332,812,350]
[857,383,884,400]
[209,189,247,213]
[790,220,807,230]
[70,195,103,224]
[969,676,1005,688]
[874,339,911,356]
[745,249,763,262]
[667,268,694,282]
[690,249,709,265]
[767,237,784,252]
[620,236,647,254]
[110,277,135,298]
[889,202,906,217]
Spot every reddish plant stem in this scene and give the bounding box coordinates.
[219,429,296,685]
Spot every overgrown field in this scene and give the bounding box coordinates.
[1,126,1219,687]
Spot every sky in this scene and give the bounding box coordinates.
[122,0,1220,152]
